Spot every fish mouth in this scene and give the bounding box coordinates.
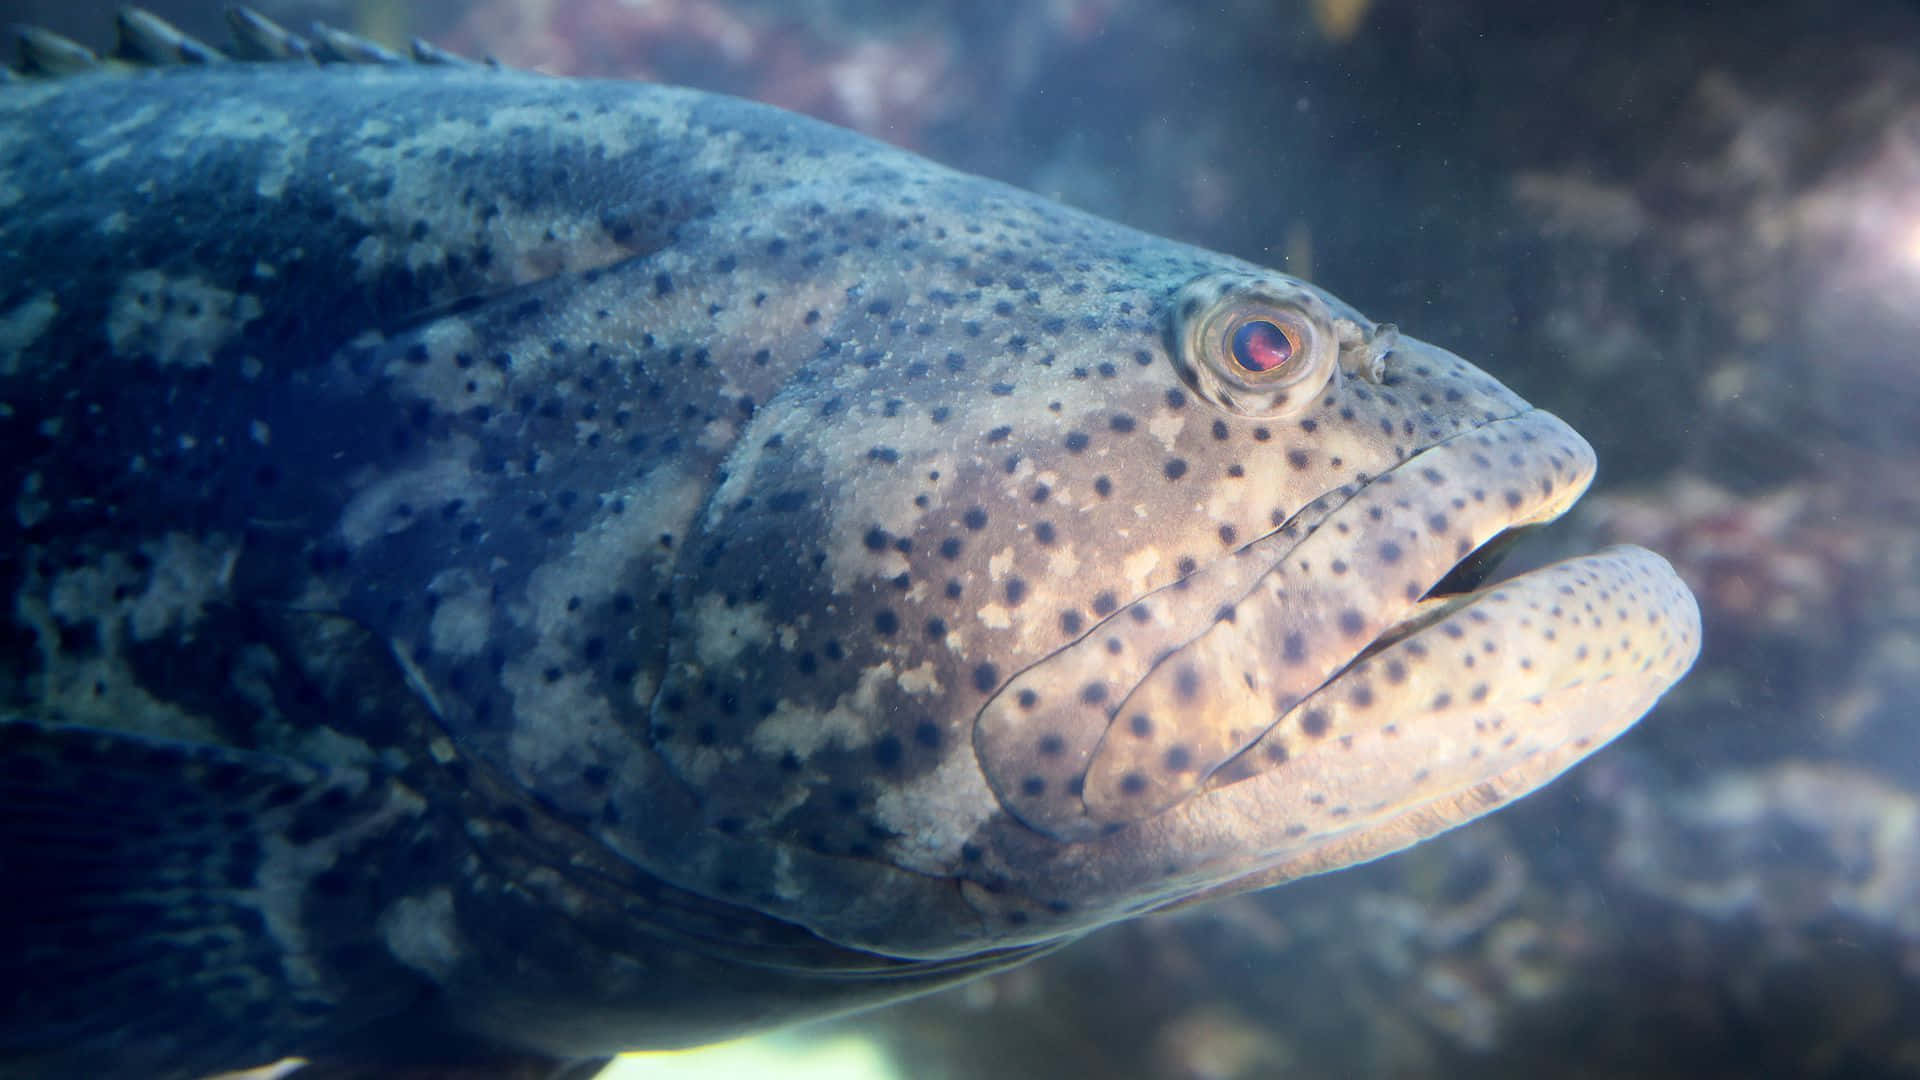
[977,407,1638,841]
[1425,522,1536,600]
[963,408,1701,942]
[1354,522,1541,661]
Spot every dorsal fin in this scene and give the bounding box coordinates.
[411,35,491,68]
[13,26,99,76]
[114,8,222,66]
[7,6,491,79]
[306,19,405,65]
[224,5,315,63]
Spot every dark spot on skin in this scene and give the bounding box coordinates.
[874,610,899,635]
[1120,773,1149,795]
[1379,541,1402,564]
[1038,734,1065,756]
[1287,449,1311,470]
[1130,714,1153,737]
[1018,689,1039,709]
[1301,709,1330,737]
[1092,592,1117,616]
[1061,611,1084,635]
[974,663,1000,692]
[1284,632,1306,663]
[1164,458,1188,480]
[1035,521,1057,544]
[1164,745,1192,771]
[1110,414,1136,433]
[1175,666,1200,700]
[1164,389,1187,409]
[940,537,964,559]
[873,735,903,768]
[1021,776,1047,797]
[964,507,989,530]
[926,618,947,639]
[1337,610,1366,636]
[1350,684,1374,708]
[1005,578,1028,606]
[1065,431,1091,453]
[1384,659,1408,683]
[1219,525,1238,546]
[1094,476,1112,497]
[864,527,889,551]
[1081,682,1109,705]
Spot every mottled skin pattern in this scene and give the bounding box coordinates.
[0,45,1700,1080]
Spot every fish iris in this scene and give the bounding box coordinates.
[1230,320,1295,373]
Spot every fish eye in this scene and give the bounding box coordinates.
[1228,317,1304,376]
[1172,272,1338,417]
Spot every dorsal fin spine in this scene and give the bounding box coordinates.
[8,6,487,79]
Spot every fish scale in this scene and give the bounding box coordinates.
[0,9,1700,1078]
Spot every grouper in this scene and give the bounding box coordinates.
[0,9,1702,1078]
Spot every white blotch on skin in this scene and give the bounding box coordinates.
[519,466,706,639]
[504,659,624,789]
[105,270,263,368]
[339,436,483,549]
[379,888,463,982]
[0,293,57,370]
[389,317,493,414]
[120,533,236,641]
[1122,547,1163,594]
[897,660,942,696]
[1047,545,1082,579]
[975,603,1012,631]
[691,592,774,667]
[1147,410,1185,447]
[426,569,491,659]
[873,748,999,870]
[987,546,1014,582]
[751,663,894,761]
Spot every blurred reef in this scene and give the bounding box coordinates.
[17,0,1920,1076]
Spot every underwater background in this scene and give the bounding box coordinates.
[16,1,1920,1076]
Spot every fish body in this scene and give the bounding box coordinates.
[0,13,1701,1078]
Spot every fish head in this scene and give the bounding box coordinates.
[646,195,1699,961]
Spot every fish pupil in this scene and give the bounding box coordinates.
[1230,320,1293,373]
